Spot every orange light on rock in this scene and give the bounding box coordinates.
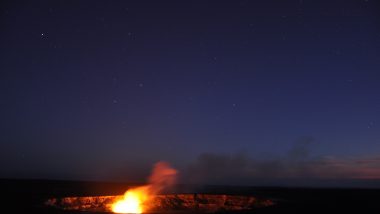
[112,187,148,214]
[111,162,178,214]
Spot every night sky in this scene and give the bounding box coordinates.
[1,0,380,186]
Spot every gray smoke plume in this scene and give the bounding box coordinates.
[180,137,380,186]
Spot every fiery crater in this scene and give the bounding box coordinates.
[111,162,177,213]
[112,187,149,213]
[46,194,274,213]
[45,162,274,213]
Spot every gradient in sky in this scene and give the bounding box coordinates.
[1,0,380,186]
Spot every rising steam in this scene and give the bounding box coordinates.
[147,161,178,194]
[112,161,177,213]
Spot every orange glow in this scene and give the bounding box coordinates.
[111,162,177,213]
[111,187,149,214]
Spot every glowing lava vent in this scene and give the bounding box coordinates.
[111,162,177,213]
[112,187,148,213]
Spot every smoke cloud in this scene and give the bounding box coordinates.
[180,138,380,187]
[147,161,178,194]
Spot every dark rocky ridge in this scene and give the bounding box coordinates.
[3,180,380,214]
[46,194,274,213]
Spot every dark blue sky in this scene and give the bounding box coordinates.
[1,0,380,185]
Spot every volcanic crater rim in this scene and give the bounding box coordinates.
[46,193,275,213]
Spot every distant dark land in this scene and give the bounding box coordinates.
[1,179,380,214]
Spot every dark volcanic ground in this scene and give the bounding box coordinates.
[1,179,380,214]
